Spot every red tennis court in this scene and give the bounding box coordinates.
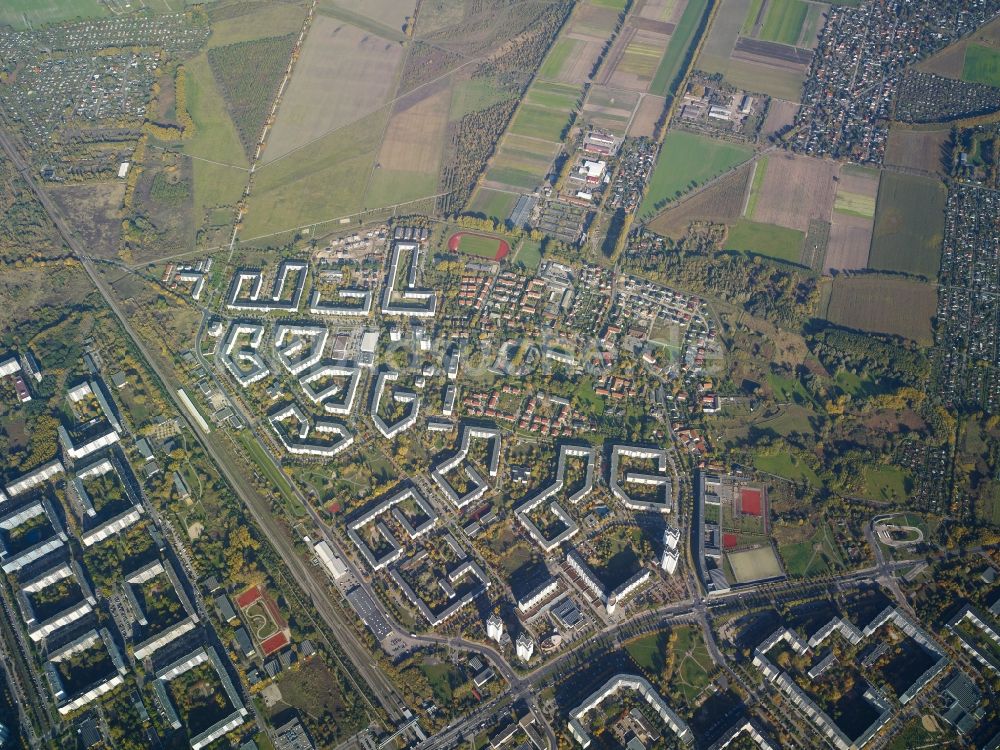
[740,488,762,516]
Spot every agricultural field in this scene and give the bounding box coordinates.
[262,17,403,164]
[639,131,752,217]
[628,93,668,137]
[962,44,1000,87]
[580,85,641,137]
[485,132,562,192]
[241,109,386,239]
[647,161,754,238]
[651,0,710,96]
[365,85,451,207]
[825,165,879,272]
[757,0,808,46]
[319,0,415,34]
[604,26,674,92]
[508,82,580,142]
[884,126,949,176]
[724,218,804,264]
[206,4,308,49]
[820,274,936,345]
[916,15,1000,80]
[747,153,837,233]
[0,0,106,29]
[868,172,946,278]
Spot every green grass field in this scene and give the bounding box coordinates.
[834,190,876,218]
[744,157,768,218]
[509,104,570,142]
[778,523,842,577]
[626,631,669,672]
[0,0,107,29]
[759,0,808,45]
[457,233,504,259]
[863,466,912,503]
[364,169,437,208]
[242,110,384,238]
[640,132,752,216]
[755,451,820,486]
[182,53,249,213]
[468,188,517,221]
[742,0,764,34]
[516,239,544,270]
[962,44,1000,87]
[724,218,804,264]
[449,78,510,121]
[869,172,945,278]
[649,0,710,96]
[671,626,713,701]
[537,38,579,80]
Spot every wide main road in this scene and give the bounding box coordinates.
[0,123,409,726]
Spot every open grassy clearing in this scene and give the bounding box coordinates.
[262,16,403,164]
[448,78,510,121]
[755,451,820,486]
[626,631,669,673]
[366,86,450,206]
[869,172,945,278]
[821,275,936,345]
[182,53,249,213]
[0,0,107,29]
[640,131,752,217]
[758,0,808,46]
[650,0,711,95]
[962,43,1000,87]
[320,0,414,34]
[863,466,913,503]
[242,110,385,238]
[206,3,307,48]
[778,522,842,577]
[516,239,544,270]
[724,219,804,264]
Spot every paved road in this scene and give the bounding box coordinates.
[0,123,411,727]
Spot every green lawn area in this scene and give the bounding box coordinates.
[572,377,605,416]
[420,663,460,705]
[758,0,808,45]
[364,169,438,208]
[468,188,517,222]
[744,157,768,218]
[863,465,912,503]
[516,239,544,271]
[640,131,752,217]
[724,218,804,264]
[649,0,710,96]
[755,451,821,486]
[962,43,1000,87]
[457,233,504,259]
[757,405,815,436]
[671,626,713,701]
[778,522,843,577]
[626,630,669,672]
[0,0,107,29]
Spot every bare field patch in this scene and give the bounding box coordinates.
[825,212,873,274]
[555,35,606,84]
[884,126,949,176]
[628,94,666,136]
[375,85,449,176]
[263,17,403,164]
[762,97,799,138]
[822,275,936,345]
[48,182,125,260]
[647,161,753,238]
[751,153,837,232]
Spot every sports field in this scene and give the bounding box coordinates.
[467,189,518,222]
[821,275,936,345]
[759,0,808,46]
[640,132,752,217]
[728,546,784,583]
[725,219,804,264]
[869,172,945,278]
[0,0,106,29]
[962,44,1000,87]
[448,232,511,261]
